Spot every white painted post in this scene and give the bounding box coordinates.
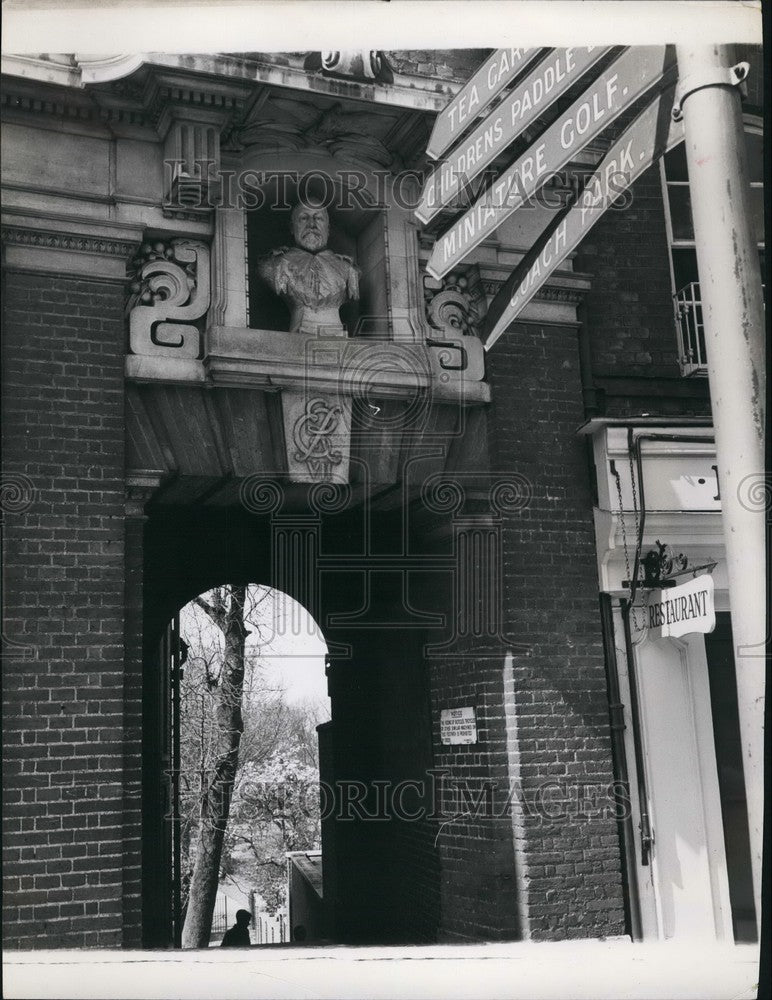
[674,44,766,930]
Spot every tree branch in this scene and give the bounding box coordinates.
[193,596,226,631]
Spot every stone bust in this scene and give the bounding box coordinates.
[256,201,359,336]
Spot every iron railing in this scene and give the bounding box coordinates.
[674,279,765,377]
[673,281,707,376]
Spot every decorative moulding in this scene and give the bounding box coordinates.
[1,225,139,259]
[125,326,490,404]
[203,326,489,402]
[1,218,144,280]
[74,54,149,86]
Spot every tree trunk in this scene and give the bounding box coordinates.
[181,585,248,948]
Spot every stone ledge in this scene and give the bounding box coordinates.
[1,213,145,280]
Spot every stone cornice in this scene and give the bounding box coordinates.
[2,52,456,114]
[478,276,586,306]
[1,225,138,259]
[1,216,145,280]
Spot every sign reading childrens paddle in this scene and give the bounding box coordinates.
[425,46,676,280]
[417,46,614,224]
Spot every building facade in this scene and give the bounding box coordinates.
[1,46,763,949]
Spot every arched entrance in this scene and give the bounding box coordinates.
[139,499,443,949]
[155,583,329,948]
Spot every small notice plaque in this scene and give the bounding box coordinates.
[440,706,477,745]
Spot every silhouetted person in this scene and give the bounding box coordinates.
[221,908,251,947]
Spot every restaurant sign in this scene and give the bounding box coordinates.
[645,575,716,640]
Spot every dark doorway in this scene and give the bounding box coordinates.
[140,502,442,948]
[704,613,758,942]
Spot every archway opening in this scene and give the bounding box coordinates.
[169,583,329,948]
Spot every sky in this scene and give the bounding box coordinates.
[179,585,330,718]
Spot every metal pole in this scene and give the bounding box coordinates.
[674,44,765,930]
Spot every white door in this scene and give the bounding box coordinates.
[619,615,733,940]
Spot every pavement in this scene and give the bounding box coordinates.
[3,939,762,1000]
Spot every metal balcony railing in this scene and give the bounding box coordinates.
[674,280,765,377]
[674,282,707,377]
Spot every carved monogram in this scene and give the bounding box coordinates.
[292,397,344,481]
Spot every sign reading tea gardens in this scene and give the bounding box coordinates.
[426,48,545,161]
[425,46,675,280]
[417,46,613,224]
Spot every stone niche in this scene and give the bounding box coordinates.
[125,159,489,492]
[246,175,388,339]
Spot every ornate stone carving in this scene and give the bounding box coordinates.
[127,239,210,358]
[256,202,359,336]
[320,51,385,80]
[162,118,223,209]
[424,268,483,338]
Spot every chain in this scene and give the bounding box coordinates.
[614,466,634,597]
[627,445,644,629]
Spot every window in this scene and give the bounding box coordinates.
[661,119,765,376]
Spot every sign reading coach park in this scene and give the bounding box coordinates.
[646,576,716,640]
[426,46,675,280]
[483,85,683,348]
[417,46,613,224]
[440,706,478,745]
[426,48,544,160]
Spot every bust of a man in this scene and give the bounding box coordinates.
[257,201,359,336]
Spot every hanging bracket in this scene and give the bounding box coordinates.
[672,61,749,121]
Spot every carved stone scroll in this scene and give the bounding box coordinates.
[128,239,210,358]
[424,268,482,338]
[321,51,383,80]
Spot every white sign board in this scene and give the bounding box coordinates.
[645,575,716,639]
[440,706,477,745]
[426,45,674,280]
[483,84,682,348]
[426,48,544,160]
[417,46,612,224]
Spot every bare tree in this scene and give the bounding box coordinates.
[178,585,327,943]
[181,584,252,949]
[227,697,326,914]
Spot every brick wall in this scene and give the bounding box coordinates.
[573,39,764,419]
[424,321,628,941]
[1,270,130,948]
[575,164,681,380]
